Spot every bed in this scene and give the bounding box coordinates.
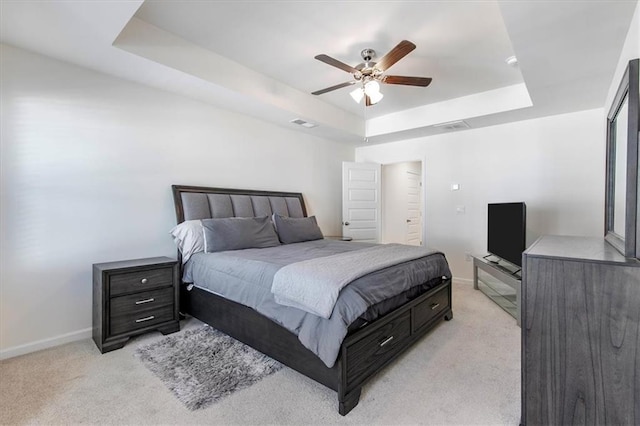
[171,185,453,415]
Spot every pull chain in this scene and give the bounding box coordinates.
[363,91,368,143]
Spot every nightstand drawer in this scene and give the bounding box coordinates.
[110,305,175,336]
[110,267,173,296]
[110,288,174,317]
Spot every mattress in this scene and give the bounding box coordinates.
[183,239,451,367]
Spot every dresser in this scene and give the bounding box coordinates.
[521,236,640,425]
[93,257,180,353]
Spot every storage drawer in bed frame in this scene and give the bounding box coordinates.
[338,278,452,409]
[344,311,412,389]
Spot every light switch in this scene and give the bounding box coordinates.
[451,183,460,191]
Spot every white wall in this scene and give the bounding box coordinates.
[605,1,639,111]
[357,109,605,281]
[0,44,354,356]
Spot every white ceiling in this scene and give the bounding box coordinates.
[1,1,638,145]
[134,1,523,119]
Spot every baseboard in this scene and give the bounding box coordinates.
[453,277,473,286]
[0,327,92,360]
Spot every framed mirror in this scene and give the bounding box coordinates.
[605,58,639,258]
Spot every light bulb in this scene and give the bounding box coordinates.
[364,80,381,96]
[368,90,384,104]
[350,87,364,103]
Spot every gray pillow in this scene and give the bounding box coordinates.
[273,213,324,244]
[202,216,280,252]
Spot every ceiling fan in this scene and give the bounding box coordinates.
[312,40,432,106]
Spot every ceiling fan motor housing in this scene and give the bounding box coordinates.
[360,48,376,62]
[356,49,382,80]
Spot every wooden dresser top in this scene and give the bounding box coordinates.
[525,235,640,266]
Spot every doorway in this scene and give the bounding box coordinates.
[381,161,423,245]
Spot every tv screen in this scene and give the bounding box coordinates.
[487,202,526,267]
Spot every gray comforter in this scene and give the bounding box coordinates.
[183,239,451,367]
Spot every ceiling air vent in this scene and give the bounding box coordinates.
[290,118,317,128]
[432,120,470,131]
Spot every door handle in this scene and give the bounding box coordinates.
[343,222,350,226]
[406,219,411,223]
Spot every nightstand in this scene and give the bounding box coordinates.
[93,256,180,353]
[325,236,353,241]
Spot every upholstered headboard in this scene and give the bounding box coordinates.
[171,185,307,224]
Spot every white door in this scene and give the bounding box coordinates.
[405,171,422,246]
[342,162,381,242]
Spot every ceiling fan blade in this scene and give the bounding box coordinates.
[365,94,372,107]
[376,40,416,72]
[314,54,359,74]
[312,81,355,95]
[382,75,432,87]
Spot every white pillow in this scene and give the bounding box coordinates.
[169,220,204,263]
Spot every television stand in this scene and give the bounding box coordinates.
[472,255,521,326]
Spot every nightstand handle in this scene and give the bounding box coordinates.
[430,303,440,310]
[140,278,148,284]
[135,315,155,323]
[135,298,155,305]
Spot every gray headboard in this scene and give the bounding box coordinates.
[171,185,307,224]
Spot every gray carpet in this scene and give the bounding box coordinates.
[135,325,282,410]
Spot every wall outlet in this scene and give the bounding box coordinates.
[465,252,473,262]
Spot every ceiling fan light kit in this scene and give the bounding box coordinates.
[366,88,383,104]
[350,80,384,105]
[349,87,364,103]
[312,40,432,107]
[364,80,380,96]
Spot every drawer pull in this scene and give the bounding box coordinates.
[430,303,440,310]
[135,315,155,323]
[135,298,155,305]
[140,278,148,284]
[379,336,394,347]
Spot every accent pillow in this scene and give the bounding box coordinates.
[202,216,280,253]
[273,213,324,244]
[169,220,205,263]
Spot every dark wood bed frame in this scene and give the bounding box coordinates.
[172,185,453,415]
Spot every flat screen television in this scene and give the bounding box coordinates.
[487,202,526,267]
